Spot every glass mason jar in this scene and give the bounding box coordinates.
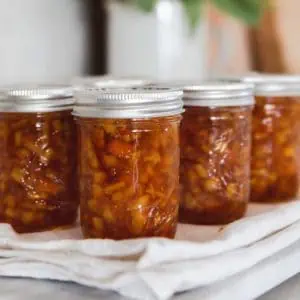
[74,87,183,239]
[179,83,254,225]
[243,75,300,203]
[0,86,78,232]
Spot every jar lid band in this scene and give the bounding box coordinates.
[0,85,74,112]
[242,75,300,96]
[73,87,184,118]
[223,74,300,97]
[149,81,254,107]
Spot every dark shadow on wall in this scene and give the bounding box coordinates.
[86,0,107,75]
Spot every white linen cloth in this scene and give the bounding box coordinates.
[0,202,299,299]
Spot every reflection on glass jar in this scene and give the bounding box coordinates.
[0,86,78,232]
[179,83,254,225]
[74,87,183,239]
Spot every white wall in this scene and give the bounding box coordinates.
[0,0,89,85]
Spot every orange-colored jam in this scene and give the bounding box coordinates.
[0,110,78,232]
[77,116,181,239]
[180,106,252,225]
[251,96,300,202]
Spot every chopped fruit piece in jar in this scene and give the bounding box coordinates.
[92,184,104,198]
[22,211,35,224]
[112,191,123,202]
[92,217,104,231]
[107,139,133,158]
[130,211,147,235]
[104,182,125,194]
[102,155,118,168]
[93,172,107,184]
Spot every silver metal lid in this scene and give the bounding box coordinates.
[151,81,254,107]
[240,74,300,97]
[1,85,74,112]
[73,87,184,118]
[73,76,150,89]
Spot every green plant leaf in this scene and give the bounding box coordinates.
[182,0,205,31]
[133,0,157,13]
[212,0,266,25]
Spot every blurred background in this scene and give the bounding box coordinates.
[0,0,298,85]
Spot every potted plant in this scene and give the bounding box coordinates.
[106,0,266,80]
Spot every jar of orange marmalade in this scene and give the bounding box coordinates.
[74,87,183,239]
[242,75,300,203]
[0,85,78,232]
[179,82,254,225]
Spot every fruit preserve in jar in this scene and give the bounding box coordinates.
[74,87,183,239]
[243,75,300,203]
[0,85,78,232]
[179,82,254,225]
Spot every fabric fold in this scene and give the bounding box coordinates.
[0,202,298,299]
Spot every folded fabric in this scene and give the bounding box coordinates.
[0,201,299,299]
[177,239,300,300]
